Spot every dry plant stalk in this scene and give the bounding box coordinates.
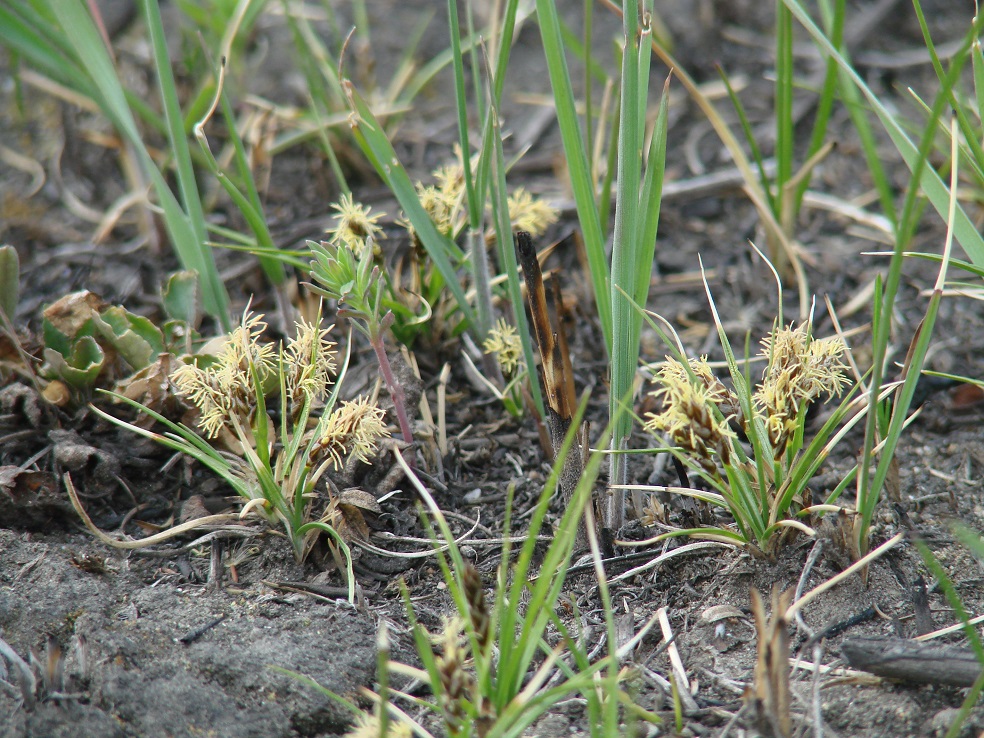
[749,587,793,738]
[516,231,585,534]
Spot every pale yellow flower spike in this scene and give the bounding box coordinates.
[172,362,228,439]
[483,318,523,375]
[507,187,559,238]
[327,193,385,256]
[171,308,276,438]
[344,712,412,738]
[313,397,391,469]
[645,358,736,474]
[755,323,849,454]
[284,317,337,402]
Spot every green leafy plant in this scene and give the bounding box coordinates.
[308,208,415,446]
[621,279,865,556]
[39,292,165,400]
[87,306,391,601]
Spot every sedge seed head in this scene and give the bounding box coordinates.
[171,309,274,438]
[434,616,472,727]
[284,317,337,403]
[755,323,849,454]
[171,362,229,438]
[343,713,411,738]
[645,357,736,471]
[482,318,523,375]
[506,187,558,238]
[312,396,391,469]
[327,193,384,256]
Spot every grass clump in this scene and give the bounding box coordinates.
[636,306,857,557]
[284,412,659,737]
[84,306,390,601]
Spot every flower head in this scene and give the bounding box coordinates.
[506,187,558,237]
[483,318,523,375]
[172,309,275,438]
[327,193,384,256]
[416,171,465,237]
[645,357,737,474]
[344,713,411,738]
[312,396,391,469]
[755,323,849,454]
[283,316,337,407]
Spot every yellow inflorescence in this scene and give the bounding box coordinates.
[754,323,848,453]
[172,310,276,438]
[326,193,385,256]
[283,316,337,405]
[482,318,523,375]
[506,187,559,238]
[312,396,391,470]
[645,357,737,473]
[647,324,849,468]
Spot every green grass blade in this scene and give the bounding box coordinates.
[775,0,794,209]
[489,109,545,416]
[40,1,231,328]
[795,0,843,211]
[718,68,774,210]
[782,0,984,267]
[141,0,230,325]
[447,0,479,227]
[216,91,286,286]
[534,0,610,352]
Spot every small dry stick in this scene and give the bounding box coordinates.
[842,637,983,687]
[750,587,793,738]
[516,231,585,536]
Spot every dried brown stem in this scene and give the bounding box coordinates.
[516,231,585,540]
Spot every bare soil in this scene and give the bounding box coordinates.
[2,1,984,737]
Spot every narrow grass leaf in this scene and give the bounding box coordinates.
[534,0,610,351]
[343,81,478,332]
[783,0,984,267]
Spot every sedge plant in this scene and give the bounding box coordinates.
[90,306,392,602]
[301,0,562,424]
[308,210,416,445]
[618,270,867,557]
[337,0,550,415]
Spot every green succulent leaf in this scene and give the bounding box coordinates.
[0,245,19,325]
[94,306,165,371]
[162,270,200,327]
[43,335,105,389]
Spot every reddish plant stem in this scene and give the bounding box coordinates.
[369,329,414,445]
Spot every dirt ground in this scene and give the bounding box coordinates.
[2,1,984,736]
